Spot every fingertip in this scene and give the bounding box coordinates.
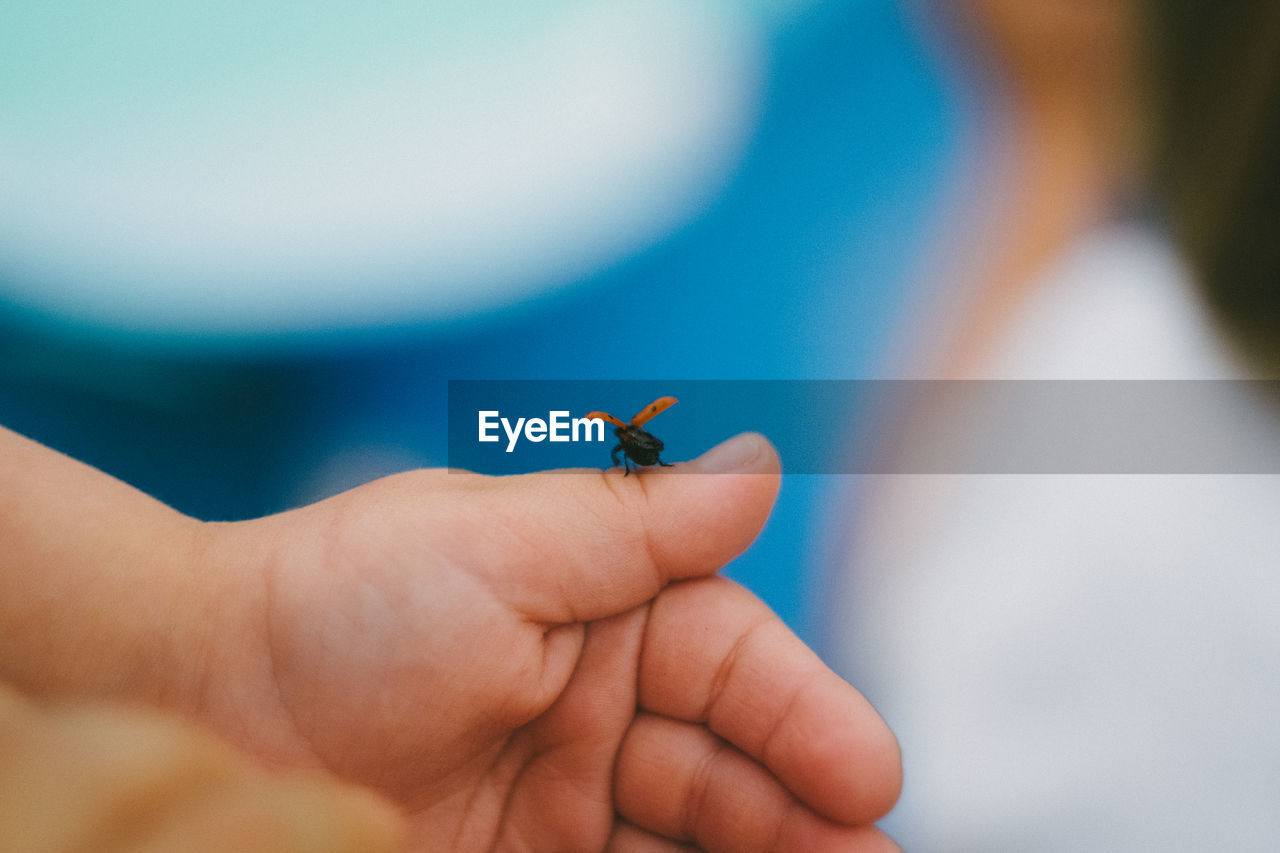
[873,720,905,823]
[687,432,780,476]
[764,670,903,826]
[633,436,779,582]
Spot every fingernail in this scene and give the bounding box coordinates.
[694,432,765,473]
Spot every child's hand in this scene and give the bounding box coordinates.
[192,433,901,850]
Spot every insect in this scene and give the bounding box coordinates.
[583,396,678,475]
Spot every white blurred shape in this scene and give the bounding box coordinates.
[0,1,763,336]
[831,224,1280,850]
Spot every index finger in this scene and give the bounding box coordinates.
[638,578,902,826]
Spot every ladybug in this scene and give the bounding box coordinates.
[584,396,677,475]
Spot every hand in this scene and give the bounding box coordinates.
[186,433,900,851]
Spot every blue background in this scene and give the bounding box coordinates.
[0,0,957,644]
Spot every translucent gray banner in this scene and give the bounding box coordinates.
[447,380,1280,474]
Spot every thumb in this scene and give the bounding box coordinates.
[444,432,780,624]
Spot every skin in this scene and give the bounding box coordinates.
[0,425,901,851]
[0,682,404,852]
[915,0,1139,378]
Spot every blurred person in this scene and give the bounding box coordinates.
[826,0,1280,850]
[892,0,1141,377]
[1,426,904,851]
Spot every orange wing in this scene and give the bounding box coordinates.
[630,396,677,426]
[583,411,627,428]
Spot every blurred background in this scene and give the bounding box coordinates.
[0,0,959,639]
[8,0,1280,849]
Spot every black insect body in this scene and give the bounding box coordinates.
[584,396,677,475]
